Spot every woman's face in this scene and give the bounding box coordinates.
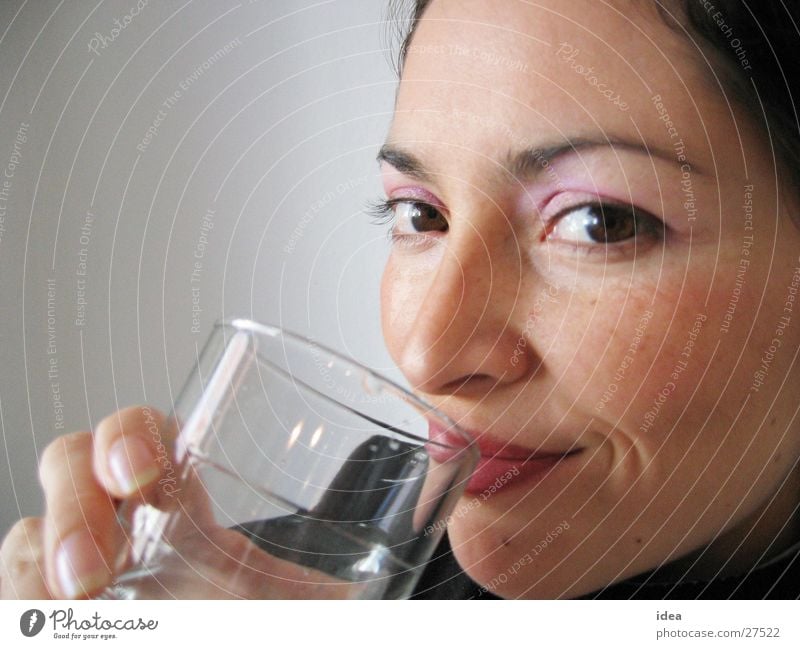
[378,0,800,598]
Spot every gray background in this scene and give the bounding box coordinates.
[0,0,405,536]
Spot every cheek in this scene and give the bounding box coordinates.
[533,273,669,417]
[557,245,799,482]
[540,268,720,460]
[561,279,712,436]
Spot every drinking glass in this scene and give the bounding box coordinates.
[100,319,477,599]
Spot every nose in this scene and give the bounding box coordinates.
[395,223,537,397]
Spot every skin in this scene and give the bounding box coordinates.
[0,408,364,599]
[378,0,800,597]
[2,0,799,600]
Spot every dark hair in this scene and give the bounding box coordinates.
[387,0,800,201]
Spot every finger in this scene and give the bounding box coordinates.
[198,527,361,599]
[92,406,215,527]
[91,406,222,575]
[93,405,172,499]
[39,432,118,599]
[136,527,361,599]
[0,518,52,599]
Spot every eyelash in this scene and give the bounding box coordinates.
[544,200,664,251]
[365,198,399,231]
[365,196,664,254]
[365,197,448,247]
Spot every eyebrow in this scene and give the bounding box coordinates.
[376,136,703,182]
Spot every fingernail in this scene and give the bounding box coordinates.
[109,437,159,495]
[56,530,110,598]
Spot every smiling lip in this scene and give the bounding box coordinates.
[426,421,581,495]
[464,451,578,495]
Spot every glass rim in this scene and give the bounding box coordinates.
[213,317,477,457]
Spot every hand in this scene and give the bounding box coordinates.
[1,406,173,599]
[1,405,363,599]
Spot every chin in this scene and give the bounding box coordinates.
[446,513,591,599]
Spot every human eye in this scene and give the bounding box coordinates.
[544,201,663,255]
[366,197,449,246]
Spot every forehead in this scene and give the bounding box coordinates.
[390,0,726,167]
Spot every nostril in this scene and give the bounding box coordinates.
[442,373,493,393]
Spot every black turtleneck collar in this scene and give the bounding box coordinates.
[411,533,800,599]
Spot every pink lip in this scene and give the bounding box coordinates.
[426,420,581,495]
[464,453,574,494]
